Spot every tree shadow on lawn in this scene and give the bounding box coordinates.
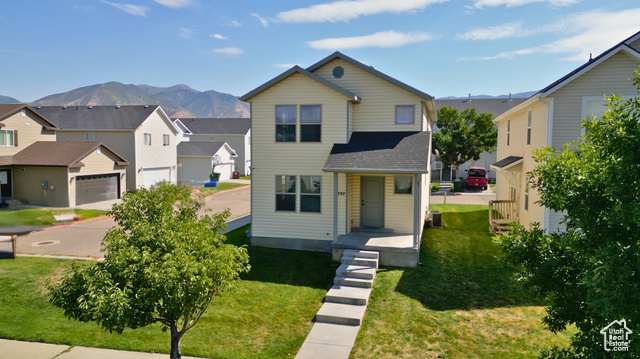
[224,225,337,290]
[395,208,541,311]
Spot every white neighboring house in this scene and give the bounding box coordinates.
[172,118,251,175]
[432,97,526,182]
[35,105,178,191]
[176,141,237,183]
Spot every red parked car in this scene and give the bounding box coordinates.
[465,167,488,190]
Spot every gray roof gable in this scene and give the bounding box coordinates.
[33,105,159,130]
[174,118,250,135]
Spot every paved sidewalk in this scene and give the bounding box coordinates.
[0,338,205,359]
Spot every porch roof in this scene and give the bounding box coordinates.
[491,156,523,171]
[323,131,431,174]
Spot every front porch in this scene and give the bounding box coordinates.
[331,230,418,268]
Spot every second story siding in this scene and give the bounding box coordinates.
[0,110,56,156]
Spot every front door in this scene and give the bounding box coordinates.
[361,176,384,228]
[0,169,12,199]
[442,164,452,181]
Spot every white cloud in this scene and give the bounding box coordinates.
[464,8,640,62]
[307,30,435,50]
[275,63,299,68]
[153,0,193,8]
[211,47,244,56]
[100,1,149,16]
[251,13,269,27]
[277,0,449,23]
[471,0,579,8]
[179,27,194,39]
[457,22,531,40]
[226,20,242,27]
[211,33,228,40]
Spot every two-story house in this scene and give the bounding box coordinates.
[0,104,128,207]
[491,30,640,234]
[240,52,437,267]
[35,105,178,191]
[173,118,251,176]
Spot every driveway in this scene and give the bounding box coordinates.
[16,185,251,260]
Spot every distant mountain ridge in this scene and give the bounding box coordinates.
[29,82,249,118]
[438,91,537,100]
[0,95,20,104]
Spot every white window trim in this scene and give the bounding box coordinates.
[144,133,152,146]
[526,110,532,145]
[275,174,297,212]
[163,134,170,146]
[300,104,322,143]
[395,105,415,125]
[394,176,413,194]
[0,129,15,147]
[300,175,322,213]
[507,119,511,146]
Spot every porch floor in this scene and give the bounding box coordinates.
[332,231,418,267]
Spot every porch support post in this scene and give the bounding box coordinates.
[413,174,420,248]
[333,172,338,243]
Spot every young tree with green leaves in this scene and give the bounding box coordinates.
[49,182,250,359]
[495,69,640,358]
[432,106,497,179]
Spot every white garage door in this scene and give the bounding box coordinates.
[142,167,171,188]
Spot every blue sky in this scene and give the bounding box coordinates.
[1,0,639,102]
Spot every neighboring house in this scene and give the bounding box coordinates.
[0,104,128,207]
[433,97,526,182]
[172,118,251,175]
[240,51,437,267]
[34,105,178,191]
[492,30,640,233]
[176,141,237,183]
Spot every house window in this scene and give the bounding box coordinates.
[507,119,511,146]
[275,175,296,211]
[20,109,26,117]
[300,175,321,212]
[276,105,296,142]
[524,176,530,211]
[144,133,152,146]
[395,105,415,124]
[0,130,14,147]
[163,134,170,146]
[300,105,321,142]
[85,132,95,141]
[394,176,413,194]
[527,110,532,145]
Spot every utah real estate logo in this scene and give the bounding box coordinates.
[600,319,632,352]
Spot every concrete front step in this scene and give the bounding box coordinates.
[316,302,367,326]
[325,285,372,305]
[341,255,378,269]
[343,249,379,260]
[334,276,374,288]
[336,263,376,280]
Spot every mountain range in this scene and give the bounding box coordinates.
[2,82,250,118]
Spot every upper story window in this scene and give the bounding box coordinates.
[163,134,170,146]
[507,119,511,146]
[85,132,95,141]
[144,133,152,146]
[524,175,530,211]
[395,105,415,124]
[300,105,321,143]
[20,110,26,117]
[0,130,15,147]
[526,110,532,145]
[276,105,296,142]
[275,175,296,211]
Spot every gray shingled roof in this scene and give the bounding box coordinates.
[7,141,128,167]
[492,156,523,169]
[175,118,250,135]
[177,141,236,157]
[435,98,527,118]
[323,132,431,173]
[33,105,158,130]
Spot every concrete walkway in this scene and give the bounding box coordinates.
[0,338,205,359]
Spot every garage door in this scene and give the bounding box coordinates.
[142,167,171,188]
[76,174,119,205]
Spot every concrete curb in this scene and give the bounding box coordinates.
[43,215,112,231]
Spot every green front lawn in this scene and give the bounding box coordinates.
[0,225,335,358]
[199,182,249,196]
[0,208,108,226]
[352,204,574,358]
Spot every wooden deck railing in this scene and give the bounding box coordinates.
[489,200,518,234]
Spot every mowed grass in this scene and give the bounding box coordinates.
[199,182,248,197]
[0,225,336,358]
[352,204,574,358]
[0,208,107,226]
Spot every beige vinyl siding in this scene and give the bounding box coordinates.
[68,148,127,207]
[550,52,639,149]
[250,72,351,241]
[56,130,136,191]
[13,166,69,207]
[0,111,56,156]
[135,109,178,187]
[312,59,425,132]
